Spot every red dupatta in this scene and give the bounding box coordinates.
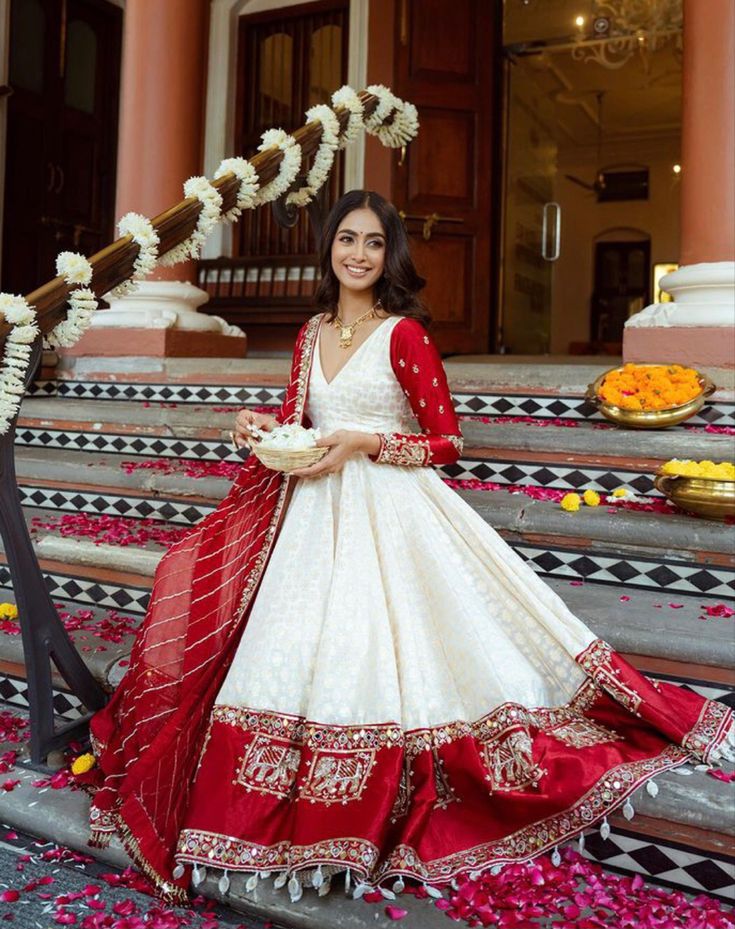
[87,315,321,901]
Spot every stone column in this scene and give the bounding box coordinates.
[623,0,735,371]
[80,0,245,357]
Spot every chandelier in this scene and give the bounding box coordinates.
[571,0,683,70]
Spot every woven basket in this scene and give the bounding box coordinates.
[250,443,328,473]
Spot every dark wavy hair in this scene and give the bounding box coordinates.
[314,190,430,326]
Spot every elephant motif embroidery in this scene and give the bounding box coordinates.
[480,727,546,793]
[547,717,619,749]
[301,749,375,805]
[237,735,301,798]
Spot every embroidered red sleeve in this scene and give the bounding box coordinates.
[369,317,463,467]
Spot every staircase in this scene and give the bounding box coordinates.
[0,357,733,905]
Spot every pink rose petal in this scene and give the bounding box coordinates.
[385,905,409,920]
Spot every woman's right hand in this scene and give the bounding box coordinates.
[232,409,278,448]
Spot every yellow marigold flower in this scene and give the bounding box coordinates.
[71,753,96,775]
[0,603,18,620]
[660,458,735,479]
[583,490,601,507]
[560,492,581,512]
[611,488,628,498]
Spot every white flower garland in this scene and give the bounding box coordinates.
[331,85,365,149]
[159,176,224,266]
[214,157,260,223]
[46,288,98,348]
[286,105,340,207]
[0,293,40,435]
[47,252,99,348]
[109,212,160,298]
[364,84,419,148]
[253,129,302,205]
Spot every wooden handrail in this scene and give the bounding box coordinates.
[1,91,382,343]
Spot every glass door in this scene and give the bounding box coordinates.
[498,54,559,354]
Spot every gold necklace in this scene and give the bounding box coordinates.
[333,301,381,348]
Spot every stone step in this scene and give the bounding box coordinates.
[1,546,731,675]
[0,704,732,910]
[14,467,735,588]
[28,369,735,428]
[16,397,735,498]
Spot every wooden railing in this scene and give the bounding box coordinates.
[2,91,382,345]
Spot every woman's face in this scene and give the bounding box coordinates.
[330,208,386,298]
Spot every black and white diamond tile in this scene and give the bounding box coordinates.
[581,824,735,902]
[14,428,663,496]
[14,427,234,461]
[29,380,735,427]
[19,484,216,525]
[29,379,283,408]
[452,391,735,428]
[440,457,660,496]
[513,544,734,598]
[0,674,84,722]
[0,566,149,615]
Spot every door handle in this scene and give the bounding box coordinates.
[542,202,561,261]
[46,162,56,193]
[54,164,65,195]
[398,212,464,240]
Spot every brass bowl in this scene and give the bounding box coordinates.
[654,473,735,520]
[586,366,716,429]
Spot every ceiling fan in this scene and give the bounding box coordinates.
[565,91,607,194]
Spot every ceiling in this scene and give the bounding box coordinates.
[503,0,682,150]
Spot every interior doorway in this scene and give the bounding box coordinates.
[498,0,682,357]
[591,238,650,345]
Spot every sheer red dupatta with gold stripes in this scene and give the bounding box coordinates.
[86,315,321,901]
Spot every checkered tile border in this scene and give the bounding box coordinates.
[14,427,235,461]
[29,380,735,427]
[19,484,216,525]
[515,544,734,598]
[581,823,735,901]
[14,428,664,496]
[11,485,735,598]
[0,565,149,615]
[441,457,660,496]
[0,674,83,722]
[29,379,283,408]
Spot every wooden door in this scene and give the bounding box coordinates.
[2,0,121,296]
[392,0,501,354]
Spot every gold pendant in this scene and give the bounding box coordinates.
[338,326,354,348]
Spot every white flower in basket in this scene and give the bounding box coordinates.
[249,423,328,473]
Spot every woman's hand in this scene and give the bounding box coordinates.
[289,430,380,478]
[232,409,278,448]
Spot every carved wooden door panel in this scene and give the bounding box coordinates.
[392,0,500,354]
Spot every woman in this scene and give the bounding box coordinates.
[87,190,733,904]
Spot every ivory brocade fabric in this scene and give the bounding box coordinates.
[87,313,734,901]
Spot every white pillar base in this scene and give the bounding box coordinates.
[623,262,735,368]
[93,280,244,337]
[626,261,735,330]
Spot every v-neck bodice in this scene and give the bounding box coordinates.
[305,313,416,436]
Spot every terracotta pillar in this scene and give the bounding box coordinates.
[680,0,735,266]
[623,0,735,371]
[81,0,246,357]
